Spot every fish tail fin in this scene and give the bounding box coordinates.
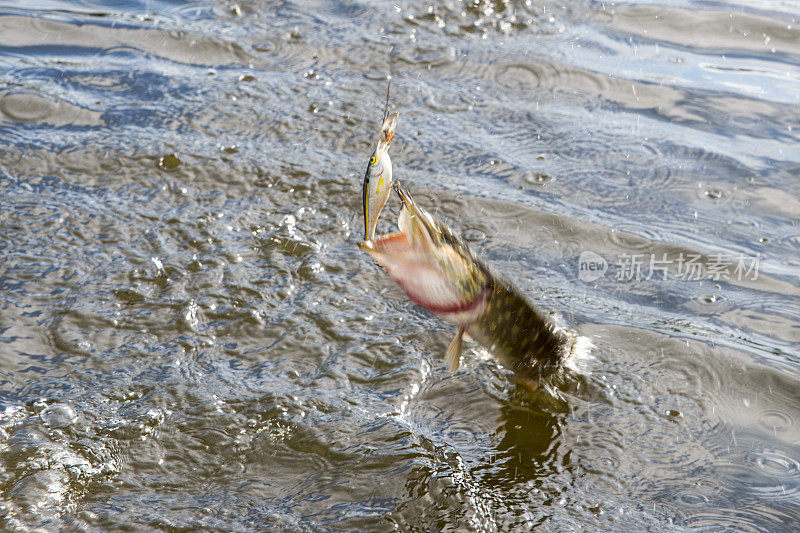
[563,335,594,373]
[378,111,399,150]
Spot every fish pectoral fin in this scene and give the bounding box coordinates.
[445,326,465,372]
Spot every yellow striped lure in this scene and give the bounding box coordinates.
[362,85,398,241]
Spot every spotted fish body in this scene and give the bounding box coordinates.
[359,185,574,386]
[464,277,571,381]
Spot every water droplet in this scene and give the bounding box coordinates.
[113,288,146,304]
[704,188,723,200]
[666,409,683,420]
[364,70,391,81]
[758,409,793,432]
[253,40,276,53]
[158,154,181,171]
[524,172,551,185]
[494,63,542,91]
[462,228,486,242]
[678,490,709,506]
[239,73,255,82]
[39,404,77,429]
[756,451,800,477]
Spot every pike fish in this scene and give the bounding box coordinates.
[359,185,578,389]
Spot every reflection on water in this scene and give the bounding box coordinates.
[0,0,799,529]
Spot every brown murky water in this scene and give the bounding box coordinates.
[1,0,799,530]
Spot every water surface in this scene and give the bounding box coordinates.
[1,0,799,530]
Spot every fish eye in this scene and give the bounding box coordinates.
[370,156,377,165]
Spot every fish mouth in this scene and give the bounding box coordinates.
[357,183,427,253]
[359,185,486,318]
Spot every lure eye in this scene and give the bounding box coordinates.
[369,156,377,165]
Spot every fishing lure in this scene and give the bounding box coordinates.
[362,84,398,241]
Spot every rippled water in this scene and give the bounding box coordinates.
[1,0,799,530]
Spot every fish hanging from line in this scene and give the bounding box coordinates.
[359,183,585,390]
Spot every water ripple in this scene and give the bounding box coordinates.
[1,0,799,530]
